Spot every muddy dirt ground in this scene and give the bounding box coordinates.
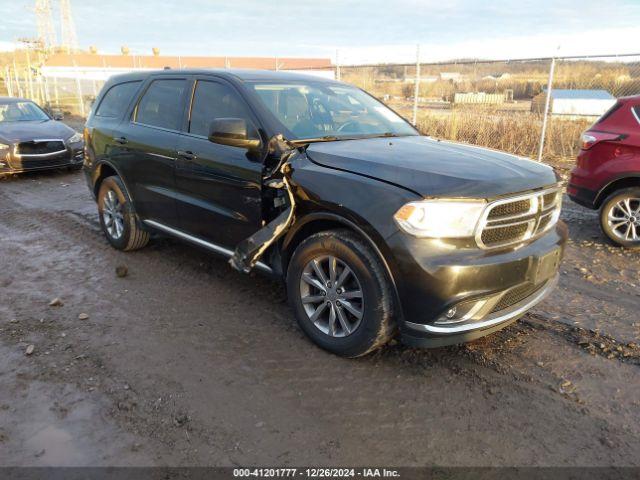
[1,148,639,466]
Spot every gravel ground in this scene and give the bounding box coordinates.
[0,148,639,466]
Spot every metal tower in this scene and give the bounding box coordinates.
[34,0,57,50]
[59,0,79,53]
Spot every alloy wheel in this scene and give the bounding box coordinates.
[299,255,364,337]
[607,197,640,242]
[102,189,125,240]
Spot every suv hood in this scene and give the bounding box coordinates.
[305,136,558,198]
[0,120,75,144]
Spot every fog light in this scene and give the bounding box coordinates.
[435,297,493,325]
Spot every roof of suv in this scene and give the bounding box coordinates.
[107,68,341,84]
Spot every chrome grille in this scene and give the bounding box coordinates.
[487,199,530,219]
[15,139,66,157]
[480,223,529,245]
[476,187,562,249]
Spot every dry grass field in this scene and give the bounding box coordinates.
[415,109,592,166]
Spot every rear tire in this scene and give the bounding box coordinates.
[599,187,640,249]
[286,229,396,357]
[97,176,149,251]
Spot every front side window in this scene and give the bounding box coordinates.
[189,80,256,137]
[135,79,187,131]
[248,81,417,140]
[0,101,49,122]
[96,81,141,118]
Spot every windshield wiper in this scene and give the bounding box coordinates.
[290,135,340,145]
[292,132,415,146]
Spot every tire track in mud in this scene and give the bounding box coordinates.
[1,171,640,466]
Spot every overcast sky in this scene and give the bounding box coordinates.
[1,0,638,63]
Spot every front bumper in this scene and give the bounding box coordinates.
[0,143,84,174]
[402,275,558,348]
[386,222,568,348]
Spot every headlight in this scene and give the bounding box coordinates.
[68,132,83,143]
[0,142,9,151]
[394,199,486,238]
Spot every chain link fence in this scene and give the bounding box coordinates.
[328,54,640,169]
[1,52,639,170]
[2,71,103,118]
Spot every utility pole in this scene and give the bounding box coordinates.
[4,67,13,97]
[73,60,85,117]
[412,44,421,126]
[18,38,43,102]
[13,57,23,97]
[25,46,34,100]
[537,57,556,162]
[335,49,341,81]
[52,75,59,107]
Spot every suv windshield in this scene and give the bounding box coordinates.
[248,81,418,141]
[0,101,50,123]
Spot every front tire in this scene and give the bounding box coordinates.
[286,229,396,357]
[97,176,149,251]
[599,187,640,249]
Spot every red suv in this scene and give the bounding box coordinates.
[568,95,640,248]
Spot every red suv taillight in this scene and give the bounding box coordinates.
[580,131,623,150]
[581,133,597,149]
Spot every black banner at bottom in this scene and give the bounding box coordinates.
[0,467,639,480]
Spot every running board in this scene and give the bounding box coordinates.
[143,220,274,274]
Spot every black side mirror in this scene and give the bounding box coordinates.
[208,118,261,151]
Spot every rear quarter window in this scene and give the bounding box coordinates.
[95,81,141,118]
[134,79,187,131]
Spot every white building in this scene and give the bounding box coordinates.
[532,89,617,117]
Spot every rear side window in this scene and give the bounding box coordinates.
[189,80,255,137]
[633,106,640,125]
[95,81,141,118]
[135,79,187,131]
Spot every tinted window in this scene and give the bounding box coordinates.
[633,106,640,125]
[95,81,141,118]
[189,81,255,137]
[136,79,187,130]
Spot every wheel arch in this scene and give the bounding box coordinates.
[595,175,640,207]
[93,160,135,208]
[280,212,404,324]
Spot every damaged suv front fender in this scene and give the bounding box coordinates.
[282,155,422,320]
